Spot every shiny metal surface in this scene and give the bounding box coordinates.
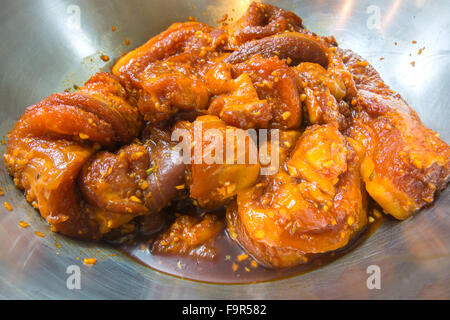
[0,0,449,299]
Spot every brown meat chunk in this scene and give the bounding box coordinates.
[112,22,228,123]
[340,49,450,219]
[174,115,261,209]
[227,124,367,268]
[208,55,302,129]
[152,214,223,259]
[225,32,328,67]
[4,73,141,239]
[295,62,350,129]
[223,1,304,48]
[80,143,150,215]
[79,127,186,235]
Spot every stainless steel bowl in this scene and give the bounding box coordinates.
[0,0,449,299]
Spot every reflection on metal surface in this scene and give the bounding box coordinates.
[0,0,449,299]
[382,0,403,31]
[336,0,354,29]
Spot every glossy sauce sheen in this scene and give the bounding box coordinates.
[118,209,384,283]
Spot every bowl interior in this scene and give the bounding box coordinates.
[0,0,449,299]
